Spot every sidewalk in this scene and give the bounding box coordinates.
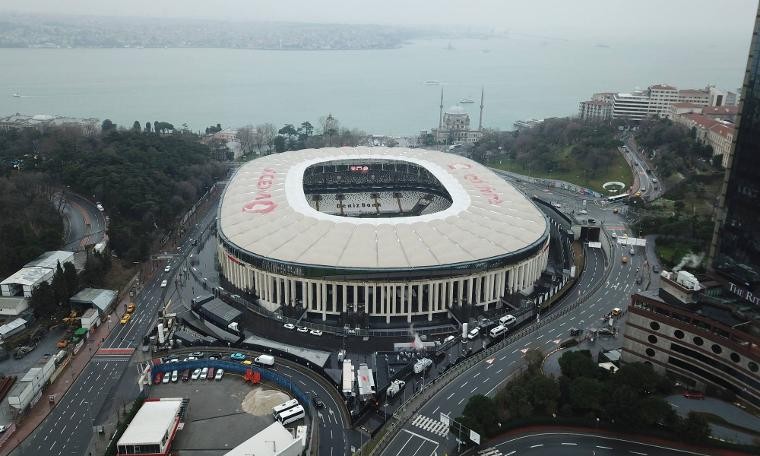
[0,292,133,456]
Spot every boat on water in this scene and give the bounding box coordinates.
[459,99,475,104]
[424,80,441,85]
[12,93,21,98]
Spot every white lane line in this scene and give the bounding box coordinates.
[530,444,543,448]
[561,442,578,446]
[629,452,648,455]
[447,393,455,400]
[597,445,613,449]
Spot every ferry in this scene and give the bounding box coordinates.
[424,80,441,85]
[459,99,475,104]
[12,93,21,98]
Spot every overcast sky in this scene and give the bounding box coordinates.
[2,0,757,37]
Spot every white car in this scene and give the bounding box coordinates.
[467,328,480,340]
[191,369,201,380]
[164,265,171,273]
[160,279,168,288]
[611,232,617,239]
[162,372,171,384]
[215,369,224,381]
[171,370,178,383]
[310,329,323,336]
[297,326,309,333]
[283,323,295,330]
[578,209,588,215]
[200,367,208,378]
[500,314,517,326]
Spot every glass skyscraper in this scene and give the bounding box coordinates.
[710,6,760,303]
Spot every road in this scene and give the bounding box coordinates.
[11,204,216,456]
[59,191,106,252]
[380,189,647,456]
[625,137,662,202]
[477,431,713,456]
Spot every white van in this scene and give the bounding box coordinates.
[489,325,507,338]
[499,314,517,326]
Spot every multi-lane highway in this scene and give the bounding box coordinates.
[11,206,215,456]
[379,180,647,456]
[477,431,713,456]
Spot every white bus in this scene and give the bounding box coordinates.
[271,399,300,418]
[276,405,305,425]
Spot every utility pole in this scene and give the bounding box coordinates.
[478,87,484,131]
[439,88,444,131]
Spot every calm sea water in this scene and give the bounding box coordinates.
[0,37,750,135]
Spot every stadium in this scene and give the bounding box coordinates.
[217,147,550,324]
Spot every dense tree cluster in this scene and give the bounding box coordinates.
[0,171,64,276]
[471,119,622,174]
[456,349,711,444]
[635,119,716,177]
[0,125,225,262]
[29,261,78,318]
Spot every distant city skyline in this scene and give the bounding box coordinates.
[1,0,757,44]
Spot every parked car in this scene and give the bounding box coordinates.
[164,265,171,273]
[200,367,208,378]
[683,390,705,399]
[190,351,205,358]
[171,370,178,383]
[181,369,190,382]
[230,352,246,361]
[653,265,660,273]
[191,369,202,380]
[242,360,253,365]
[207,368,215,380]
[297,326,309,333]
[154,373,164,385]
[310,329,323,336]
[120,313,131,324]
[466,328,480,340]
[612,307,622,316]
[215,369,224,381]
[283,323,295,330]
[499,314,517,326]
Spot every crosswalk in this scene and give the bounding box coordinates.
[477,448,502,456]
[410,414,449,437]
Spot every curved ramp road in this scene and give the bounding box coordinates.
[59,192,106,251]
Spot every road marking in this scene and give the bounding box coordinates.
[530,444,543,448]
[596,445,613,449]
[458,398,465,405]
[629,452,647,455]
[562,442,578,445]
[447,393,455,400]
[473,372,480,378]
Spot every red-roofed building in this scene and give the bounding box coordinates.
[702,105,739,122]
[674,113,734,167]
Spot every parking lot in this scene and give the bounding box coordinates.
[151,373,293,455]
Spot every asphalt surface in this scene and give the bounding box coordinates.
[477,431,714,456]
[59,191,106,252]
[11,206,215,456]
[625,136,663,202]
[380,176,648,456]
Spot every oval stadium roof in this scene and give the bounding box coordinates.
[219,147,547,270]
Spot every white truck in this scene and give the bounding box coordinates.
[413,358,433,374]
[254,354,275,366]
[387,379,406,398]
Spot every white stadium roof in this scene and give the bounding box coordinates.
[219,147,547,270]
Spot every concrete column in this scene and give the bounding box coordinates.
[475,276,482,305]
[332,284,338,314]
[457,279,464,305]
[447,279,454,308]
[433,282,439,313]
[364,285,369,313]
[354,285,359,312]
[417,283,423,314]
[406,283,413,322]
[306,281,313,310]
[427,282,434,321]
[342,284,348,313]
[284,278,290,306]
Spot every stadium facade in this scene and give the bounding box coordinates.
[217,147,550,323]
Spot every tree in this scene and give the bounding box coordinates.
[558,350,599,379]
[524,349,544,373]
[258,123,276,153]
[144,121,152,133]
[63,262,78,299]
[132,121,142,132]
[298,121,314,138]
[529,374,560,415]
[29,281,56,317]
[458,394,501,437]
[711,154,723,168]
[680,412,711,442]
[154,121,159,135]
[567,377,606,415]
[273,135,287,153]
[101,119,115,131]
[237,125,255,155]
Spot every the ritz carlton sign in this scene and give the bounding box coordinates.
[241,168,278,214]
[448,162,504,205]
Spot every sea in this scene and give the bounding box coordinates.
[0,36,751,136]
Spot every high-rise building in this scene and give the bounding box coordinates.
[709,3,760,301]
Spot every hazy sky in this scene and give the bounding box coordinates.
[2,0,757,39]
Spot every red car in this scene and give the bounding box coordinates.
[683,390,705,399]
[207,367,215,380]
[153,372,163,385]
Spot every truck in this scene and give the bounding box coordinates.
[254,355,275,366]
[413,358,433,374]
[386,379,406,398]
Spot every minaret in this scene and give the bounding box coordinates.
[439,88,444,130]
[478,87,484,131]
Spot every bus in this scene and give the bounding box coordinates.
[276,405,305,425]
[272,399,300,418]
[607,193,629,203]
